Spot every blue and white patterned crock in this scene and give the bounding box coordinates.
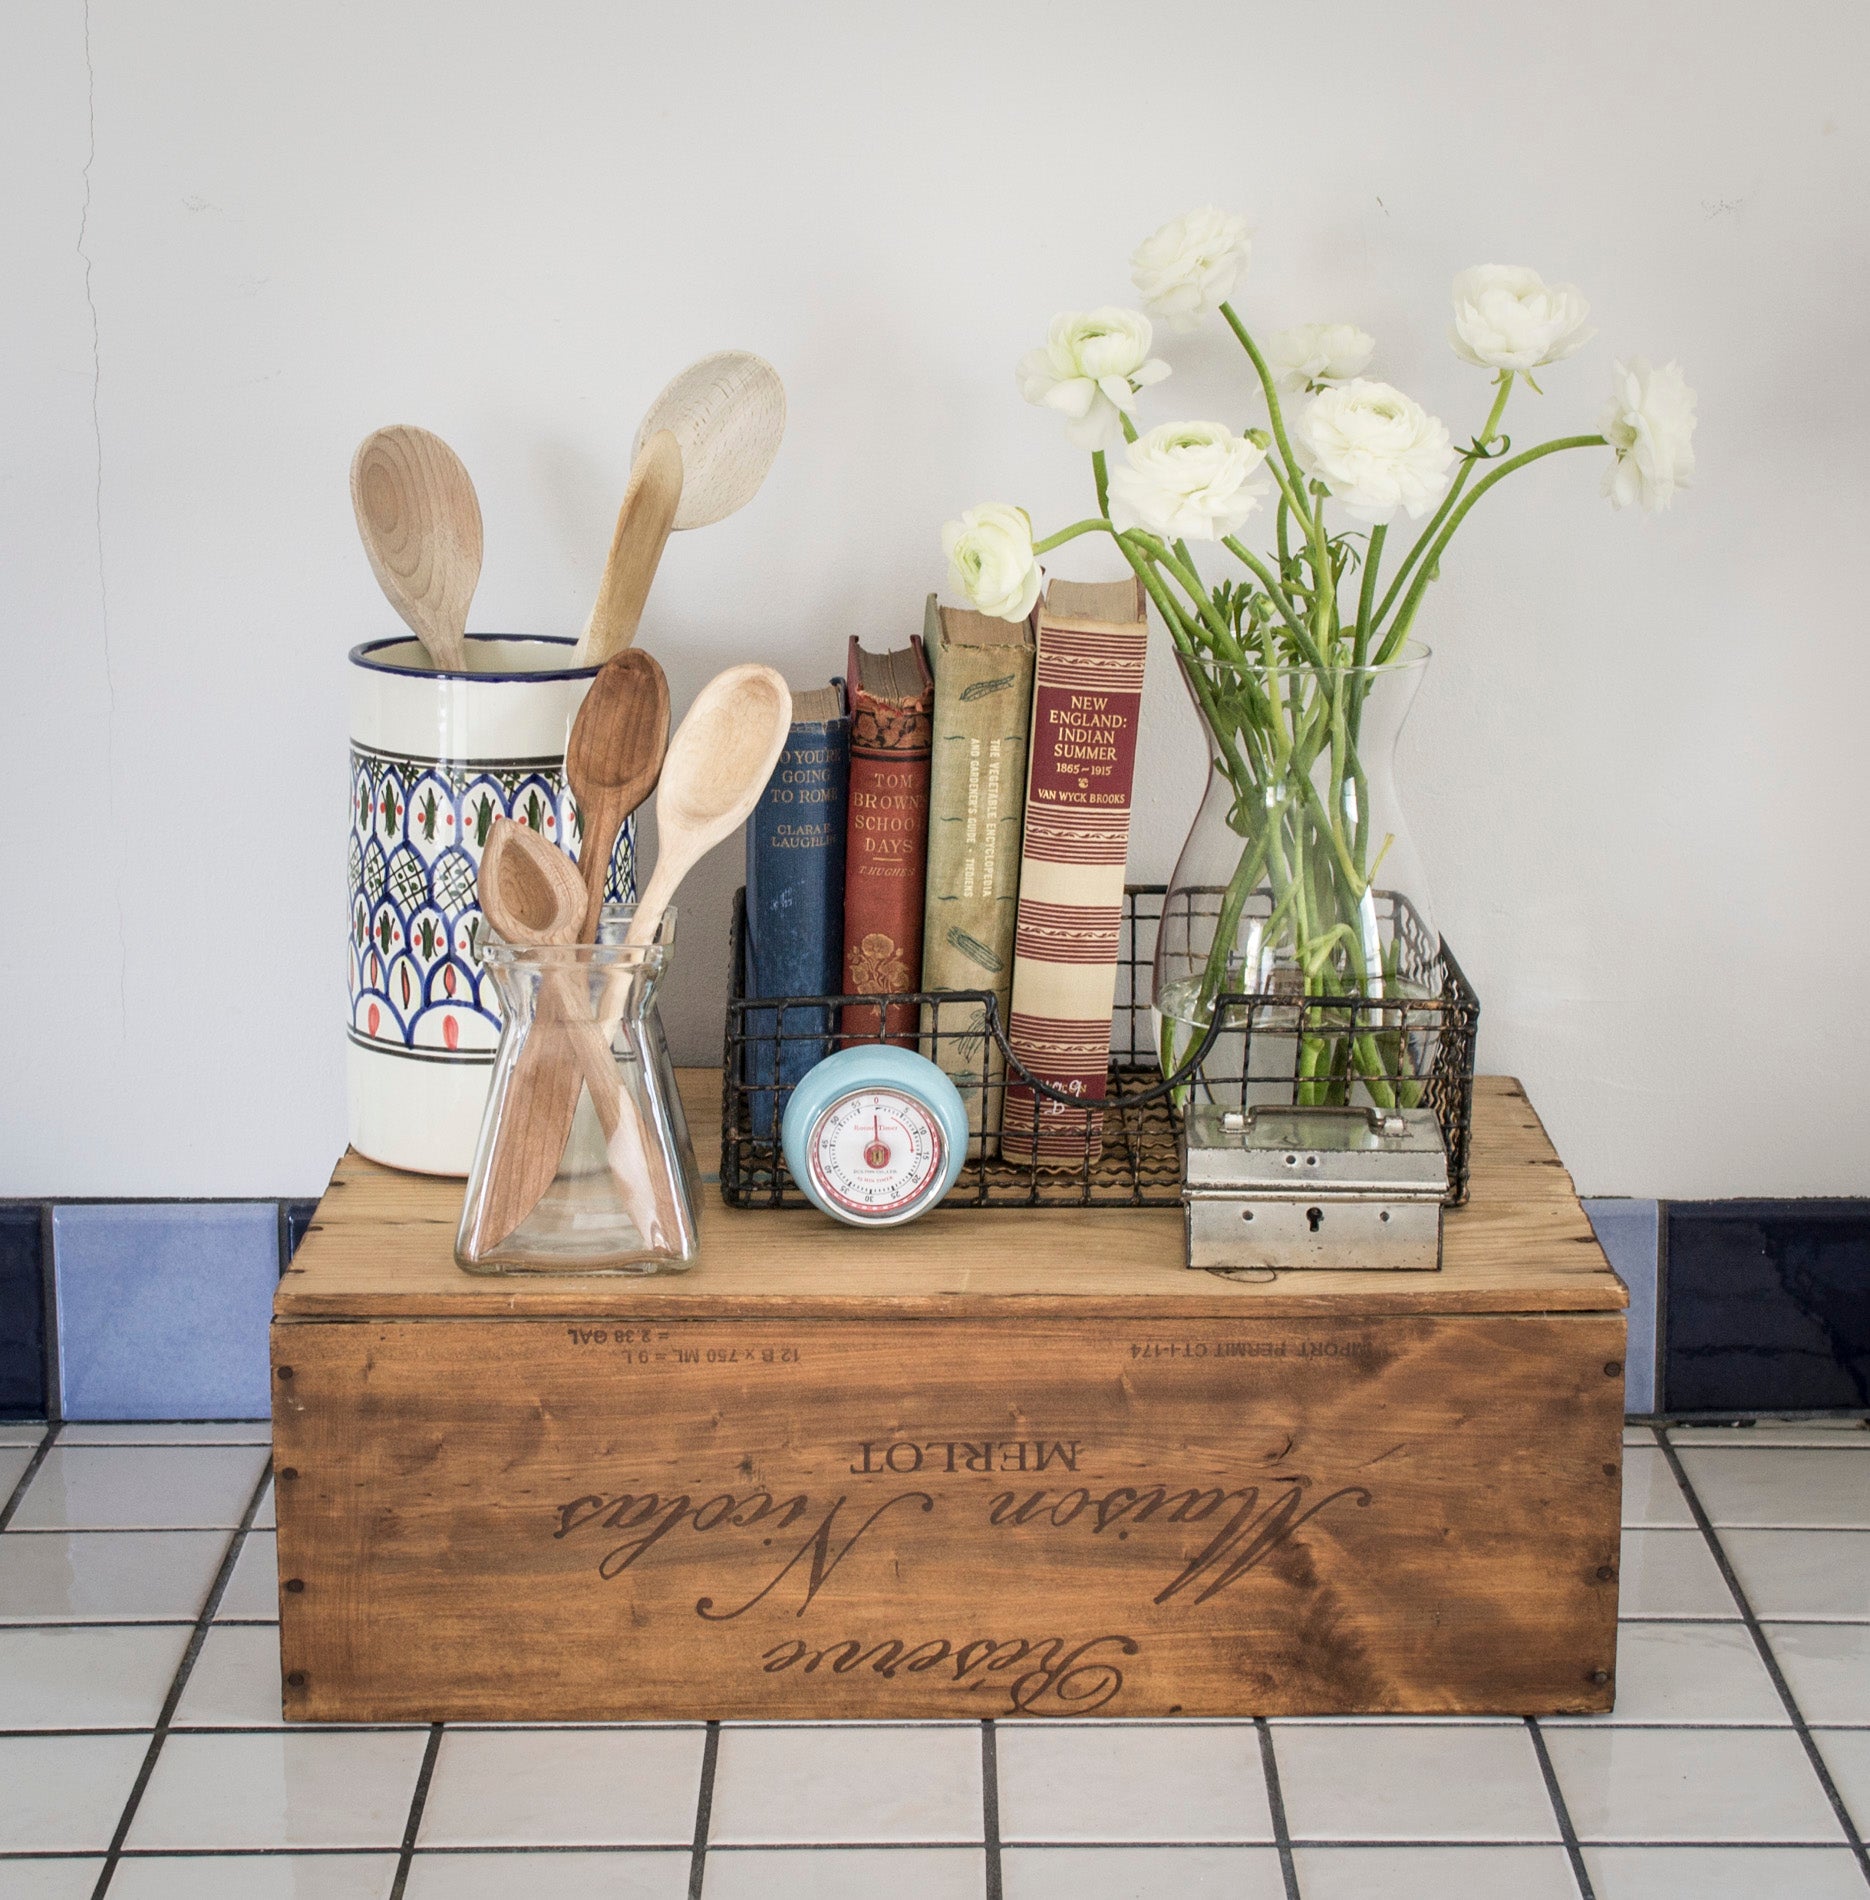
[347,634,636,1176]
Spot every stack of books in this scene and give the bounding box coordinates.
[743,577,1147,1166]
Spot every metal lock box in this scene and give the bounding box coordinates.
[1183,1103,1448,1272]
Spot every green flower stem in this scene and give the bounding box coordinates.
[1126,532,1243,658]
[1192,831,1270,1030]
[1220,300,1311,532]
[1091,450,1110,520]
[1223,536,1322,668]
[1373,371,1514,629]
[1033,517,1110,555]
[1376,433,1607,663]
[1261,452,1318,552]
[1352,524,1386,669]
[1110,538,1258,784]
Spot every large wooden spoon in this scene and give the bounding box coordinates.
[350,426,481,672]
[567,651,671,935]
[572,433,684,667]
[633,352,786,531]
[464,820,622,1258]
[622,663,794,955]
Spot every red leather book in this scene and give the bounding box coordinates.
[840,634,934,1045]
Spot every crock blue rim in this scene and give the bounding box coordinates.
[347,632,599,683]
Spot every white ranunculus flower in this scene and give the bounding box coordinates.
[1600,359,1697,512]
[1129,207,1253,331]
[1017,308,1170,451]
[1267,323,1376,393]
[941,504,1043,622]
[1449,265,1596,372]
[1295,379,1457,525]
[1108,422,1271,542]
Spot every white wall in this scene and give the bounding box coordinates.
[3,0,1865,1198]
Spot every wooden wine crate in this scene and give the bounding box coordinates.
[272,1072,1627,1723]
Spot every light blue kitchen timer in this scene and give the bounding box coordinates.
[781,1045,970,1227]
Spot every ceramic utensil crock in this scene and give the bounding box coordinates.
[347,634,636,1175]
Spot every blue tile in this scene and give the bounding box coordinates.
[1586,1198,1659,1416]
[0,1206,48,1419]
[53,1205,278,1421]
[1664,1200,1870,1416]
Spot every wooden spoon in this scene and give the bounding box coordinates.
[567,650,671,936]
[464,821,623,1258]
[572,433,684,667]
[350,426,481,672]
[633,352,786,531]
[622,663,794,955]
[490,649,672,1237]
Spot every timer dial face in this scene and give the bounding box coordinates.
[806,1086,949,1223]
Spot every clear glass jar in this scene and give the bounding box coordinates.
[456,905,699,1273]
[1154,647,1443,1110]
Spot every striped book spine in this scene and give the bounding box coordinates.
[1000,578,1148,1167]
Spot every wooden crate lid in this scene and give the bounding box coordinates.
[278,1073,1623,1322]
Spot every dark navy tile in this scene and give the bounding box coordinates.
[53,1205,278,1421]
[282,1199,320,1263]
[1665,1201,1870,1416]
[0,1206,48,1419]
[1585,1199,1659,1415]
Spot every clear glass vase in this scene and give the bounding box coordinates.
[456,905,699,1273]
[1153,646,1444,1110]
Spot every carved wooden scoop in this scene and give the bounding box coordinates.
[350,426,481,672]
[634,351,786,531]
[622,663,794,954]
[566,650,670,935]
[464,820,623,1258]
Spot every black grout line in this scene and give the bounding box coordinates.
[0,1423,61,1533]
[1657,1428,1870,1891]
[86,1460,272,1900]
[0,1839,1858,1856]
[1255,1717,1302,1900]
[687,1720,720,1900]
[981,1720,1002,1900]
[1526,1718,1595,1900]
[0,1837,1863,1860]
[387,1724,445,1900]
[8,1716,1862,1738]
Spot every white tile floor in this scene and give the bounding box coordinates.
[0,1422,1866,1896]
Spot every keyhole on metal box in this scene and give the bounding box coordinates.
[1306,1207,1324,1233]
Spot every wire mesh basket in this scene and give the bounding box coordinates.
[720,884,1478,1212]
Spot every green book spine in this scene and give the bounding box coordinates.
[918,593,1037,1141]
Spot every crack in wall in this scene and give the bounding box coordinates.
[76,0,126,1039]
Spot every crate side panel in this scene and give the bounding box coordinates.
[273,1310,1623,1722]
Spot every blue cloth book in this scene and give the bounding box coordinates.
[744,682,850,1138]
